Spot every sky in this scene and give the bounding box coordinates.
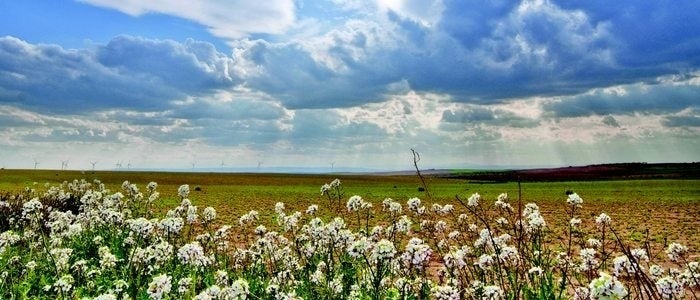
[0,0,699,171]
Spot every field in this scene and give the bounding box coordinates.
[2,169,698,249]
[1,168,699,299]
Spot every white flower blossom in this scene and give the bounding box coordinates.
[589,272,627,300]
[178,184,190,199]
[147,274,172,300]
[203,207,216,223]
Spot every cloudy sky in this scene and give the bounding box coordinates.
[1,0,699,171]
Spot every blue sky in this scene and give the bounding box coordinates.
[0,0,699,171]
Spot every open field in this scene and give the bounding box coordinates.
[2,168,700,298]
[2,168,699,250]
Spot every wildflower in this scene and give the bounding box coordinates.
[128,218,154,238]
[496,217,509,226]
[347,195,363,212]
[348,237,370,258]
[477,254,494,270]
[159,217,184,235]
[230,278,250,299]
[306,204,318,214]
[372,239,396,260]
[26,260,37,271]
[401,238,432,270]
[613,255,636,276]
[649,265,664,278]
[574,287,590,300]
[407,197,421,211]
[113,279,129,294]
[395,215,412,233]
[495,193,513,211]
[177,242,211,268]
[499,246,519,265]
[195,285,221,299]
[579,248,598,271]
[678,262,700,287]
[186,206,198,224]
[177,277,193,295]
[431,284,460,300]
[239,210,259,226]
[147,274,172,300]
[529,266,544,276]
[665,242,688,262]
[656,276,684,299]
[570,218,582,227]
[50,248,73,273]
[95,294,117,300]
[178,184,190,198]
[213,269,229,286]
[22,198,43,220]
[434,220,447,233]
[147,181,158,192]
[320,183,331,195]
[595,213,611,228]
[203,207,216,223]
[54,274,74,294]
[467,192,481,207]
[438,204,455,216]
[567,193,583,207]
[483,285,504,299]
[526,211,546,232]
[588,272,627,300]
[0,230,21,248]
[588,238,601,248]
[98,246,118,270]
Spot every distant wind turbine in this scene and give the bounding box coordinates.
[61,160,69,170]
[331,162,335,171]
[33,158,40,170]
[127,161,132,170]
[257,161,263,170]
[115,161,123,169]
[191,161,196,170]
[220,160,225,169]
[90,161,98,170]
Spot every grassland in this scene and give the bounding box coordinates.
[1,168,699,251]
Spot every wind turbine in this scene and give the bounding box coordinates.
[191,161,196,170]
[127,161,132,170]
[61,160,69,170]
[90,161,97,170]
[331,162,335,172]
[257,160,263,171]
[115,161,122,170]
[220,160,226,169]
[33,158,39,170]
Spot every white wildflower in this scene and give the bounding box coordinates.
[178,184,190,198]
[203,207,216,223]
[147,274,172,300]
[665,242,688,262]
[588,272,627,300]
[656,276,684,299]
[467,193,480,207]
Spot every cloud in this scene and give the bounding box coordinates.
[76,0,296,39]
[0,35,238,113]
[543,74,700,117]
[441,106,540,128]
[662,109,700,127]
[601,115,620,127]
[557,1,700,68]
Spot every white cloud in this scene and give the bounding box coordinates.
[376,0,444,27]
[77,0,296,39]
